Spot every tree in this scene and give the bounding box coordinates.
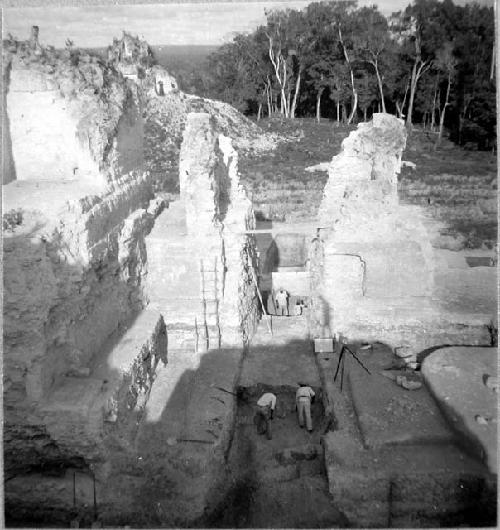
[199,0,495,149]
[392,0,446,128]
[302,1,344,122]
[434,41,457,145]
[357,70,378,121]
[355,6,392,113]
[265,9,291,117]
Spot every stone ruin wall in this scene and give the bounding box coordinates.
[179,112,259,343]
[3,35,260,486]
[314,113,490,354]
[3,36,144,186]
[1,53,153,473]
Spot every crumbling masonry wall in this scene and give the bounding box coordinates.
[178,112,259,344]
[314,113,490,354]
[3,38,166,475]
[3,35,144,186]
[3,32,264,526]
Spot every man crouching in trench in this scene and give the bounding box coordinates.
[254,392,276,440]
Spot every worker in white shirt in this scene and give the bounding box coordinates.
[275,288,289,316]
[296,384,315,432]
[255,392,276,440]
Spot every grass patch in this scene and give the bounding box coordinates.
[239,119,497,249]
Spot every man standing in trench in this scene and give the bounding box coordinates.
[255,391,276,440]
[296,383,315,433]
[275,288,289,316]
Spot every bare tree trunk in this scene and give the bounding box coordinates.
[406,62,418,129]
[363,107,367,122]
[265,77,272,117]
[372,59,386,113]
[336,101,340,124]
[395,78,410,119]
[491,5,496,81]
[339,26,358,124]
[436,73,452,147]
[286,86,292,117]
[316,88,324,123]
[290,70,302,119]
[257,102,262,121]
[406,57,430,128]
[267,34,289,117]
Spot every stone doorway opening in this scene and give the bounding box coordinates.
[256,230,312,316]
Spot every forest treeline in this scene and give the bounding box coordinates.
[174,0,496,149]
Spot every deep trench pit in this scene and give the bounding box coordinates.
[203,384,348,529]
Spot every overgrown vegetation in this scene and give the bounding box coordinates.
[180,0,495,151]
[239,118,496,250]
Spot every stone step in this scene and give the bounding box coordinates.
[40,309,167,461]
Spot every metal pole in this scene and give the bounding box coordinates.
[344,346,371,375]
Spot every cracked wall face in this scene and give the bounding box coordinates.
[314,113,445,352]
[2,42,163,474]
[178,112,258,340]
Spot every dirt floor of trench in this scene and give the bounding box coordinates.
[204,384,347,529]
[202,312,496,529]
[201,313,346,528]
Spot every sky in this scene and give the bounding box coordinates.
[2,0,494,48]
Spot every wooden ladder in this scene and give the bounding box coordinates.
[199,257,221,350]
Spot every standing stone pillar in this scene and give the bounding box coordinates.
[179,113,226,237]
[314,113,438,352]
[178,112,259,344]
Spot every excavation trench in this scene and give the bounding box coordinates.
[203,384,348,529]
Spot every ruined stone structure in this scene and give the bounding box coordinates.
[314,113,491,357]
[3,35,144,186]
[3,31,260,527]
[146,113,258,351]
[4,30,495,528]
[3,42,166,481]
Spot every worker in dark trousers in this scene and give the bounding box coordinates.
[254,392,276,440]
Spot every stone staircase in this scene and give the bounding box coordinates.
[145,200,222,352]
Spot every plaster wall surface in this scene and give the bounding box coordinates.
[7,88,101,182]
[272,271,310,296]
